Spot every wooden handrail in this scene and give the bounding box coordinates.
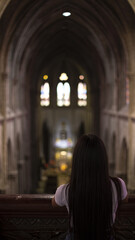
[0,194,134,239]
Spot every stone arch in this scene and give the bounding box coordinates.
[16,134,23,193]
[7,138,15,193]
[7,138,12,171]
[110,133,116,177]
[0,154,2,174]
[42,121,50,166]
[0,151,1,173]
[0,153,3,193]
[119,138,128,184]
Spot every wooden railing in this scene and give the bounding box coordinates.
[0,194,134,240]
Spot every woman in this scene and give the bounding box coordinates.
[52,134,128,240]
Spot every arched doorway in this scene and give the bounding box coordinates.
[7,139,16,193]
[16,135,23,193]
[110,133,116,177]
[119,138,128,184]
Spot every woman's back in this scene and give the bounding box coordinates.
[52,134,128,240]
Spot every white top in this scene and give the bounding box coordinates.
[54,177,127,223]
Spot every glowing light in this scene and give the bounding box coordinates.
[64,82,70,99]
[43,75,48,80]
[55,138,73,148]
[60,163,68,171]
[40,83,50,106]
[78,82,87,99]
[61,151,67,156]
[55,151,60,160]
[79,75,84,80]
[57,82,70,106]
[40,100,49,106]
[62,12,71,17]
[77,82,87,106]
[78,100,87,106]
[59,73,68,81]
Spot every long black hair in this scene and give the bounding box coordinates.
[68,134,121,240]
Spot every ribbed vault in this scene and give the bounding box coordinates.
[0,0,134,135]
[0,0,135,193]
[1,0,134,87]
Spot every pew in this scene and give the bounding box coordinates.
[0,194,134,240]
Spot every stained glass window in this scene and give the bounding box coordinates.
[57,82,70,106]
[59,73,68,81]
[43,75,48,80]
[40,82,50,106]
[77,82,87,106]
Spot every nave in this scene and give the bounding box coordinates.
[0,0,135,194]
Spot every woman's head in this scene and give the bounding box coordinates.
[70,134,109,186]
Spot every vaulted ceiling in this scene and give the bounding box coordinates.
[0,0,135,92]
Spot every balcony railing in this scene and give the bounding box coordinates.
[0,194,134,240]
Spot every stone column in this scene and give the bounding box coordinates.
[18,160,25,193]
[112,78,118,111]
[0,73,7,193]
[127,72,135,192]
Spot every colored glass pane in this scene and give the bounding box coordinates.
[57,82,70,106]
[40,82,50,106]
[77,82,87,106]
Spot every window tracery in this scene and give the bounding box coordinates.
[77,76,87,106]
[40,73,87,107]
[40,82,50,106]
[57,82,70,107]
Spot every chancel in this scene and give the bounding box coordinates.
[55,122,73,180]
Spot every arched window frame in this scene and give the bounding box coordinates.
[57,74,70,107]
[77,79,87,106]
[40,81,50,107]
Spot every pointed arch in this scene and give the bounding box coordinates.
[57,82,70,106]
[40,82,50,106]
[119,138,128,184]
[16,134,23,193]
[7,139,12,171]
[77,82,87,106]
[110,133,116,176]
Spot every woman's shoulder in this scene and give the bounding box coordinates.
[56,183,69,191]
[110,177,127,200]
[54,183,69,207]
[111,177,126,188]
[117,177,126,185]
[55,183,69,199]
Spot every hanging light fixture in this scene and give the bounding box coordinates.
[62,12,71,17]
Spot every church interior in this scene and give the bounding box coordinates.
[0,0,135,194]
